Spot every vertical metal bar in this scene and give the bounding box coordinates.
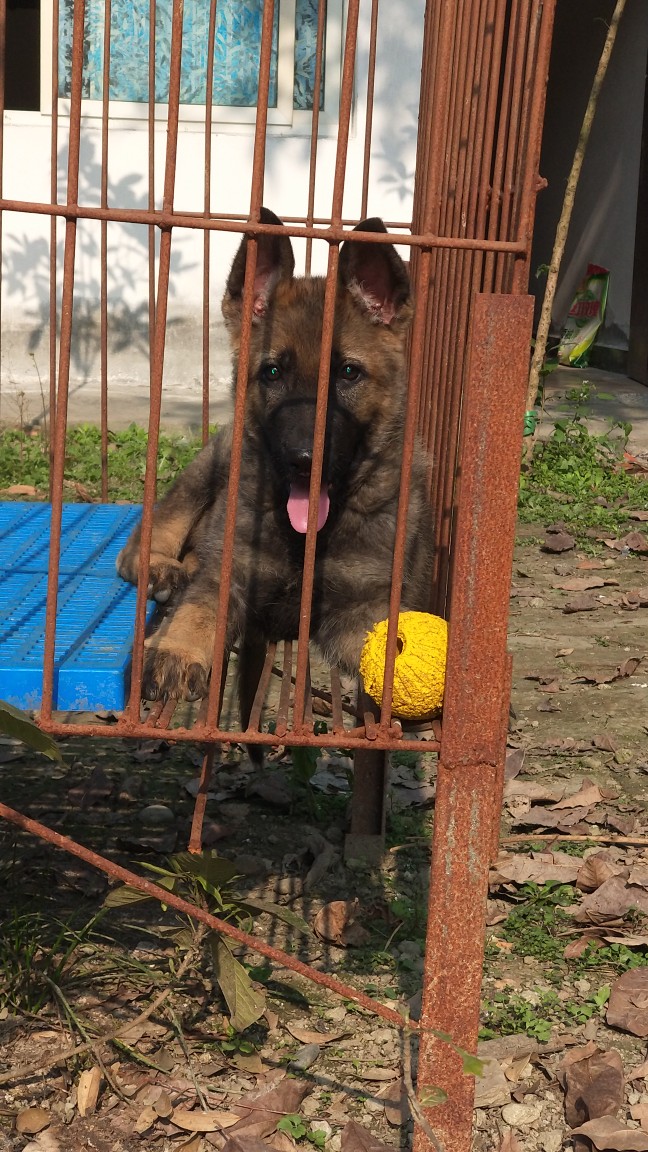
[100,0,112,500]
[304,0,327,275]
[188,745,216,854]
[204,0,277,727]
[292,0,361,729]
[359,0,379,220]
[127,0,184,717]
[148,0,157,375]
[41,0,87,719]
[202,0,217,444]
[0,0,5,426]
[49,0,61,489]
[413,294,533,1152]
[511,0,556,294]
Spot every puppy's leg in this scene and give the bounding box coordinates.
[237,633,269,766]
[141,572,242,703]
[117,433,227,603]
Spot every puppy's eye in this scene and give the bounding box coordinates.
[339,362,363,385]
[260,362,282,385]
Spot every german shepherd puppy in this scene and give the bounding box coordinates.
[117,210,433,730]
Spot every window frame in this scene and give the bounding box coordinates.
[40,0,345,132]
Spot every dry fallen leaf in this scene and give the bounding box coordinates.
[313,899,370,947]
[543,528,576,553]
[490,850,580,887]
[0,483,39,496]
[498,1132,523,1152]
[340,1120,394,1152]
[560,1044,624,1128]
[553,576,606,591]
[473,1057,511,1107]
[357,1067,399,1082]
[575,877,648,926]
[631,1104,648,1133]
[76,1066,102,1117]
[15,1108,51,1136]
[133,1107,158,1135]
[286,1022,347,1045]
[607,969,648,1037]
[570,1115,648,1150]
[552,779,604,810]
[376,1080,411,1127]
[230,1077,311,1139]
[172,1109,241,1133]
[576,851,628,892]
[564,592,603,613]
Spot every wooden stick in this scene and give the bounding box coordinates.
[502,833,648,847]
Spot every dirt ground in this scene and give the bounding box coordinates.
[1,520,648,1152]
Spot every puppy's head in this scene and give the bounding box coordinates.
[222,210,413,533]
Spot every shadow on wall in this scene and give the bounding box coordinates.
[1,133,197,389]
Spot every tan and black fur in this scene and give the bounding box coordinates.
[117,210,434,738]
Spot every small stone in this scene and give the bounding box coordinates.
[574,978,591,995]
[138,804,175,826]
[363,1100,383,1115]
[301,1097,320,1118]
[326,1006,348,1023]
[370,1029,394,1044]
[501,1102,542,1127]
[310,1122,332,1139]
[290,1044,321,1071]
[399,940,422,959]
[614,749,633,766]
[540,1131,563,1152]
[581,756,603,771]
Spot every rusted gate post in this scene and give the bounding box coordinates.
[413,293,533,1152]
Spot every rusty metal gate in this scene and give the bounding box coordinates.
[0,0,556,1149]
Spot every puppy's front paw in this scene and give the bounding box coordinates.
[141,638,210,701]
[117,547,189,604]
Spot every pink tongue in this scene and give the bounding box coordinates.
[287,482,330,533]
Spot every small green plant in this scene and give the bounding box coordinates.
[104,851,310,1031]
[480,983,610,1042]
[0,910,101,1013]
[519,414,648,532]
[277,1115,326,1148]
[500,881,575,962]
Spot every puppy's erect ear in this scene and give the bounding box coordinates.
[338,217,412,327]
[222,207,295,328]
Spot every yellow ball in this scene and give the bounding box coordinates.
[359,611,448,719]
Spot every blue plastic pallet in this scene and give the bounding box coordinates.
[0,503,156,711]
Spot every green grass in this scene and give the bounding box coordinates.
[0,423,204,502]
[480,984,610,1043]
[519,416,648,533]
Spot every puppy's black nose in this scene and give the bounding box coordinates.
[287,448,313,479]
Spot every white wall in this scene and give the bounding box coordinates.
[530,0,648,351]
[0,1,425,425]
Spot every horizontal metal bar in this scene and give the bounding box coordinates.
[36,717,439,753]
[0,198,528,253]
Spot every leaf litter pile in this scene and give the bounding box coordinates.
[2,494,648,1149]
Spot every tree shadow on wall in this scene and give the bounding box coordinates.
[2,132,198,389]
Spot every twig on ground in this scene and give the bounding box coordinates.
[402,1009,445,1152]
[502,833,648,847]
[43,976,125,1101]
[167,1006,210,1111]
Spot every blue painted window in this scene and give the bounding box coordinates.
[58,0,325,111]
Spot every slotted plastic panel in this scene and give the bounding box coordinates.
[0,502,155,710]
